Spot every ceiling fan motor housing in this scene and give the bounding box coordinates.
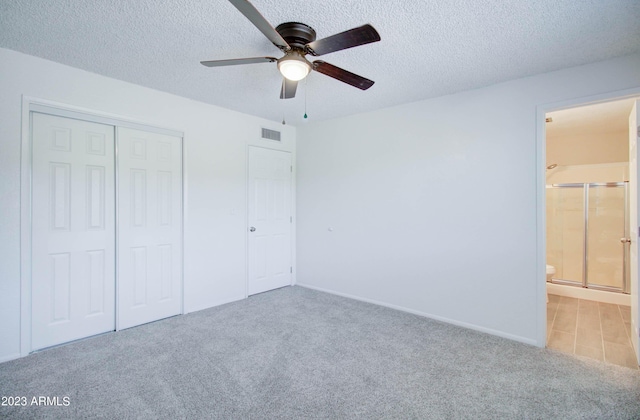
[275,22,317,50]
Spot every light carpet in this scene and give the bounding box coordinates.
[1,286,639,419]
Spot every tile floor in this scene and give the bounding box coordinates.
[547,294,638,369]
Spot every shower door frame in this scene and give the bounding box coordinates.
[547,181,629,294]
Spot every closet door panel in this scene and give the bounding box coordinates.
[117,128,182,329]
[31,113,116,350]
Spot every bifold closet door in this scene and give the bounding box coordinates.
[31,113,116,350]
[117,127,183,330]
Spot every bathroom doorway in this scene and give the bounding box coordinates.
[544,97,640,368]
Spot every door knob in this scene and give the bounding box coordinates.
[620,238,631,243]
[249,226,256,232]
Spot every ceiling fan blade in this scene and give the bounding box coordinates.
[228,0,290,51]
[312,61,374,90]
[200,57,277,67]
[306,24,380,56]
[280,78,298,99]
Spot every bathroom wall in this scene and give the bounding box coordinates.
[546,163,628,184]
[546,118,628,166]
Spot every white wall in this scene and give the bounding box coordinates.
[296,53,640,345]
[0,48,296,362]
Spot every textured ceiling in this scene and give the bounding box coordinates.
[1,0,640,125]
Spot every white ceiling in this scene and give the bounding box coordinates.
[1,0,639,125]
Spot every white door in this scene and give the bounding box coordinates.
[247,147,293,295]
[31,113,116,350]
[117,127,183,329]
[629,100,640,364]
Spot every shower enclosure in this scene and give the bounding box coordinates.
[546,182,629,293]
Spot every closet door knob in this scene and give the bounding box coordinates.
[249,226,256,232]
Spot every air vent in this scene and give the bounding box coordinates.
[261,128,281,141]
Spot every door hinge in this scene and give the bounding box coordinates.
[290,216,292,223]
[290,266,293,273]
[637,125,640,138]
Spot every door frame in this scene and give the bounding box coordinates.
[245,144,296,298]
[535,87,640,349]
[20,96,185,356]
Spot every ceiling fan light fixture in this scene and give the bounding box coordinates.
[278,53,311,81]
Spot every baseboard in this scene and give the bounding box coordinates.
[296,283,538,347]
[183,294,246,315]
[0,352,22,364]
[547,283,631,306]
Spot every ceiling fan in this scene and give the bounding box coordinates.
[201,0,381,99]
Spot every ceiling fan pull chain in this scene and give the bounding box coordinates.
[281,82,286,125]
[304,77,308,119]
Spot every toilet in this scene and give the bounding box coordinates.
[546,264,556,281]
[546,264,556,302]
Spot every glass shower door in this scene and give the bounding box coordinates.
[586,184,627,291]
[546,185,585,284]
